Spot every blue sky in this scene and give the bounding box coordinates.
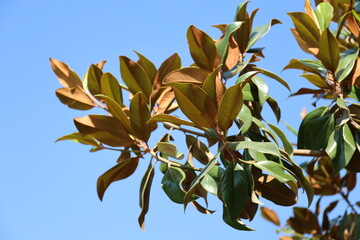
[1,0,354,239]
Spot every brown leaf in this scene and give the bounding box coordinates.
[50,58,83,89]
[96,60,107,70]
[279,237,296,240]
[130,92,153,142]
[153,53,181,88]
[341,172,357,191]
[301,107,307,119]
[56,87,95,110]
[287,207,321,235]
[186,135,214,165]
[153,87,177,114]
[239,196,258,221]
[163,67,209,85]
[190,201,215,214]
[351,58,360,86]
[138,163,155,231]
[260,206,280,226]
[224,36,240,71]
[347,14,360,38]
[290,29,319,55]
[202,66,225,109]
[74,115,133,147]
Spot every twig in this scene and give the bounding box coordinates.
[163,122,208,138]
[293,149,327,157]
[340,190,359,215]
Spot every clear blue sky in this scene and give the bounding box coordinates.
[1,1,355,239]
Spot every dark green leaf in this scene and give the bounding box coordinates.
[138,162,155,231]
[161,167,186,203]
[268,123,293,156]
[222,205,254,231]
[252,67,291,91]
[251,75,268,105]
[246,19,281,51]
[217,21,243,63]
[228,141,280,157]
[237,104,252,134]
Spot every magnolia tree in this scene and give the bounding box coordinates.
[51,0,360,239]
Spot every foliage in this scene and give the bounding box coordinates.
[52,0,360,238]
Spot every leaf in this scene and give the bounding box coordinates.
[101,72,123,107]
[56,132,99,147]
[97,156,139,201]
[119,56,152,100]
[153,87,177,114]
[336,49,359,82]
[154,53,181,86]
[260,207,280,226]
[216,21,242,63]
[138,162,155,231]
[326,124,356,175]
[147,114,198,128]
[202,66,225,108]
[300,74,329,89]
[168,83,218,129]
[55,87,95,110]
[130,92,153,142]
[288,12,320,48]
[237,104,252,134]
[218,162,249,222]
[161,167,187,204]
[317,28,340,72]
[186,135,214,165]
[287,207,321,235]
[218,81,243,131]
[251,67,291,91]
[50,58,83,89]
[283,58,325,75]
[314,2,334,32]
[251,75,268,105]
[246,19,282,52]
[222,205,254,231]
[266,97,281,122]
[183,152,220,210]
[163,67,209,85]
[187,25,221,72]
[228,141,280,157]
[74,115,133,147]
[200,174,218,195]
[94,94,133,134]
[134,51,157,83]
[157,142,184,160]
[84,64,103,96]
[235,71,259,85]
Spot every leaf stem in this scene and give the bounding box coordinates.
[340,190,359,214]
[293,149,327,157]
[163,122,208,138]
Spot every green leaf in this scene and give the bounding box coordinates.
[218,81,243,131]
[335,97,351,127]
[101,72,123,107]
[222,205,254,231]
[97,157,139,201]
[157,142,184,160]
[318,28,340,72]
[119,56,152,100]
[130,92,153,142]
[94,94,133,134]
[147,114,199,128]
[246,19,282,52]
[228,141,280,157]
[161,167,187,204]
[138,162,155,231]
[74,115,133,147]
[314,2,334,32]
[218,162,249,222]
[168,83,218,129]
[200,174,218,195]
[84,64,103,96]
[134,51,157,83]
[326,124,356,175]
[217,21,243,63]
[288,12,320,47]
[251,67,291,91]
[56,132,99,147]
[300,74,329,89]
[268,123,293,156]
[336,49,359,82]
[235,71,259,85]
[55,87,95,110]
[251,75,268,105]
[187,25,221,72]
[284,58,325,75]
[183,152,220,210]
[266,97,281,122]
[237,104,252,134]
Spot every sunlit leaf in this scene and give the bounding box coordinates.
[134,51,157,83]
[251,67,291,91]
[246,19,282,52]
[154,53,181,86]
[157,142,184,160]
[147,114,199,128]
[268,123,293,156]
[228,141,280,157]
[97,156,139,201]
[288,12,320,48]
[163,67,209,85]
[336,49,359,82]
[84,64,103,96]
[251,75,268,105]
[217,21,242,63]
[314,2,333,32]
[56,132,99,147]
[55,87,95,110]
[50,58,83,89]
[202,66,225,108]
[317,28,340,72]
[237,105,252,134]
[130,92,153,142]
[101,72,123,107]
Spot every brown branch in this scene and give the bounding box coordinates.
[293,149,327,157]
[163,122,208,138]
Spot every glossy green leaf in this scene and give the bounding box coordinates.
[223,54,253,80]
[314,2,333,32]
[101,72,123,107]
[157,142,184,160]
[168,83,218,129]
[251,118,279,144]
[218,162,249,222]
[55,87,95,110]
[284,58,325,75]
[336,49,359,82]
[119,56,152,99]
[251,67,291,91]
[161,167,186,203]
[218,81,243,131]
[298,106,334,150]
[97,157,139,201]
[251,75,268,105]
[217,21,243,63]
[56,132,99,146]
[50,58,83,89]
[318,28,340,72]
[94,94,133,134]
[138,162,155,231]
[130,92,153,142]
[74,115,133,147]
[237,104,252,134]
[228,141,280,157]
[335,97,351,127]
[200,174,218,195]
[163,67,209,85]
[246,19,282,52]
[326,124,356,175]
[268,123,293,156]
[235,71,259,85]
[84,64,103,96]
[134,51,157,83]
[187,25,221,72]
[183,152,220,210]
[222,205,254,231]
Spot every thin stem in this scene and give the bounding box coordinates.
[163,122,208,138]
[340,190,359,214]
[293,149,327,157]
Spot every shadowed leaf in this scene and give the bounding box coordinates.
[130,92,153,142]
[138,162,155,231]
[317,28,340,72]
[134,51,157,83]
[157,142,184,160]
[154,53,181,87]
[161,167,187,204]
[260,207,280,226]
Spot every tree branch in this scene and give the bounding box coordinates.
[293,149,327,157]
